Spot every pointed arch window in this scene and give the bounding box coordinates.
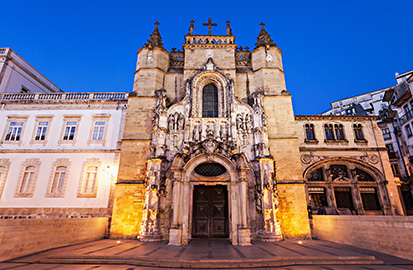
[202,84,218,117]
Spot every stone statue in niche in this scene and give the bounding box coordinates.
[246,114,253,130]
[192,125,199,141]
[167,114,175,133]
[219,124,227,140]
[236,114,243,130]
[262,113,268,129]
[206,125,213,136]
[177,113,185,130]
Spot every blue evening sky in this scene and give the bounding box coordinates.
[2,0,413,115]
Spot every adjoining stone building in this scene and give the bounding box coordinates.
[109,20,404,245]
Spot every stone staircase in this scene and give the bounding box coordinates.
[40,255,384,268]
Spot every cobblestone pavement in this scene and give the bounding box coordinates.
[1,239,412,269]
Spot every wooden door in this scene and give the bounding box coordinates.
[192,185,229,238]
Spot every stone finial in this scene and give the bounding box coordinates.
[226,20,232,35]
[144,21,164,49]
[188,20,195,35]
[255,22,275,48]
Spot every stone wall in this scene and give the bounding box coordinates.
[312,215,413,260]
[0,217,108,262]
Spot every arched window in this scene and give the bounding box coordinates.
[50,166,67,194]
[82,166,98,194]
[324,124,335,141]
[353,124,364,141]
[334,124,345,140]
[305,124,316,141]
[202,84,218,117]
[20,166,36,193]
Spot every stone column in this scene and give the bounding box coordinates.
[351,184,364,215]
[169,175,183,245]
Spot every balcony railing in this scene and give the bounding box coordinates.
[399,108,413,126]
[0,92,129,102]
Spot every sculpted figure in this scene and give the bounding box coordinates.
[192,125,198,141]
[168,114,175,133]
[177,113,185,130]
[206,125,213,136]
[246,114,253,130]
[236,114,243,130]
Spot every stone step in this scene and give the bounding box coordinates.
[40,255,384,269]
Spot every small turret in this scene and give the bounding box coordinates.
[251,22,285,95]
[133,22,170,95]
[144,21,164,49]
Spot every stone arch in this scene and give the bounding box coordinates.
[190,70,231,118]
[169,153,248,245]
[303,157,384,182]
[182,153,237,183]
[303,157,391,215]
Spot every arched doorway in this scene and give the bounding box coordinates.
[191,163,229,238]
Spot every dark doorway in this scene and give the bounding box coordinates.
[192,185,229,238]
[334,187,354,211]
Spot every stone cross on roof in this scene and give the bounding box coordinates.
[202,17,217,35]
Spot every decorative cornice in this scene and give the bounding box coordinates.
[295,115,379,121]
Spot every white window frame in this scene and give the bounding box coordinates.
[31,116,53,145]
[2,116,28,145]
[58,116,81,145]
[15,158,41,198]
[88,115,110,146]
[46,158,71,198]
[77,158,101,198]
[0,159,11,198]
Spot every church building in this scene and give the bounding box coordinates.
[109,20,404,245]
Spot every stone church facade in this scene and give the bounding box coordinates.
[109,20,404,245]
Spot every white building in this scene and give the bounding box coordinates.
[0,48,62,94]
[0,92,128,218]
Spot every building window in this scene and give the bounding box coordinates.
[307,168,324,181]
[382,128,391,140]
[15,159,41,197]
[78,158,101,197]
[324,124,335,141]
[202,84,218,117]
[50,166,67,194]
[305,124,316,141]
[20,87,30,93]
[82,166,98,194]
[308,187,327,209]
[406,124,412,137]
[0,159,11,198]
[35,121,49,140]
[353,124,364,141]
[46,159,71,198]
[19,166,36,194]
[391,163,400,177]
[334,187,354,211]
[92,121,105,141]
[334,124,345,140]
[360,187,380,211]
[63,121,77,140]
[5,122,24,141]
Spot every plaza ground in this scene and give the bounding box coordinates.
[1,239,413,269]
